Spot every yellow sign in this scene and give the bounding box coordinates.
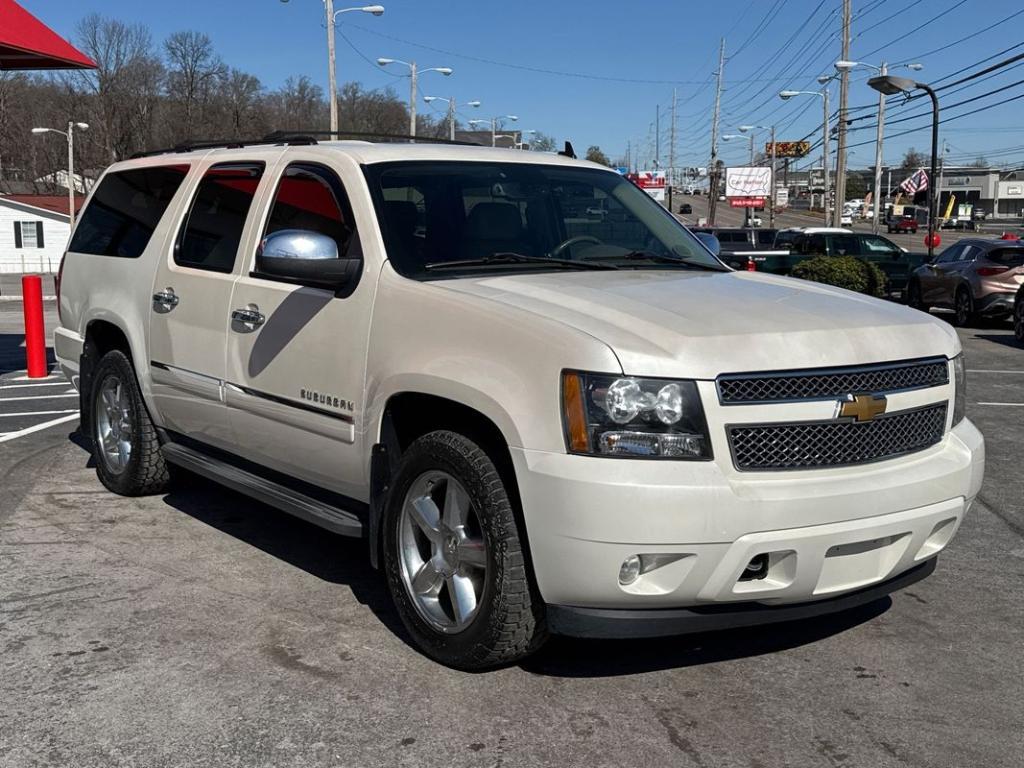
[766,141,811,158]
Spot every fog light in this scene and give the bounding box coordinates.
[618,555,641,585]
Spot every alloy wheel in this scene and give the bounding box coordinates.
[94,375,132,474]
[398,471,488,633]
[955,290,971,326]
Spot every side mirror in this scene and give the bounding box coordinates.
[694,232,721,257]
[256,229,359,290]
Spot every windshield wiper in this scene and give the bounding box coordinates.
[614,250,727,271]
[424,252,619,272]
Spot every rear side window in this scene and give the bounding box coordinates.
[69,165,189,258]
[175,162,264,273]
[829,235,861,256]
[988,247,1024,266]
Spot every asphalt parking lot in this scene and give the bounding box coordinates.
[1,300,1022,768]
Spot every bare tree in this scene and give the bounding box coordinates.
[164,30,226,139]
[220,69,264,138]
[74,14,165,161]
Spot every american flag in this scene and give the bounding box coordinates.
[900,168,929,195]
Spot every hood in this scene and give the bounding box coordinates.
[433,269,959,379]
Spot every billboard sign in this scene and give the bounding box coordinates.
[775,187,789,207]
[631,170,667,202]
[766,141,811,158]
[725,166,772,198]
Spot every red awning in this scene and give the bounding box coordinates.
[0,0,96,70]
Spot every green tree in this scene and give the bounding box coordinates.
[845,174,867,199]
[585,145,610,166]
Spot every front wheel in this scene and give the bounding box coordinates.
[1014,292,1024,343]
[382,430,546,670]
[953,287,974,327]
[907,280,929,312]
[90,349,170,496]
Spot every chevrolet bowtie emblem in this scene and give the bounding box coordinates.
[839,393,888,423]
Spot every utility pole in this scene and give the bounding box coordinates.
[769,125,777,229]
[822,85,831,226]
[708,38,725,225]
[655,105,661,169]
[833,0,851,227]
[325,0,338,140]
[669,87,677,210]
[871,61,887,234]
[447,96,455,141]
[409,61,418,138]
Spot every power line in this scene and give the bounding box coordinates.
[859,0,970,59]
[902,8,1024,62]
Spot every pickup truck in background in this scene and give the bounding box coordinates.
[690,227,791,270]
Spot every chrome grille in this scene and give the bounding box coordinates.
[717,358,949,404]
[728,404,947,471]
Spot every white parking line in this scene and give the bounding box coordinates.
[968,370,1024,375]
[0,381,70,390]
[977,402,1024,407]
[0,409,77,418]
[0,413,79,443]
[1,393,77,401]
[7,373,62,382]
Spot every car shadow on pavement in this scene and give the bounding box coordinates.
[156,470,407,637]
[974,334,1021,350]
[521,599,891,678]
[0,332,54,376]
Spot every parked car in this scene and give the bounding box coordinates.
[888,216,918,234]
[679,203,693,214]
[745,215,763,227]
[840,212,854,227]
[784,230,926,296]
[55,137,982,669]
[908,239,1024,326]
[689,227,783,269]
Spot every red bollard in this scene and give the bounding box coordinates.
[22,275,47,378]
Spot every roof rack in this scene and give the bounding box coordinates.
[130,129,481,158]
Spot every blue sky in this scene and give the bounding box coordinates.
[23,0,1024,171]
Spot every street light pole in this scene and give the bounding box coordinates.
[424,96,480,141]
[377,58,452,138]
[779,85,830,226]
[872,62,887,233]
[868,74,941,260]
[32,122,88,228]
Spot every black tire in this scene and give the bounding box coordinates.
[90,349,170,496]
[907,280,929,312]
[382,430,546,670]
[953,286,974,328]
[1014,292,1024,343]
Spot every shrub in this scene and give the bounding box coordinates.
[791,255,888,297]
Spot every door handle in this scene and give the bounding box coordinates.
[231,305,265,330]
[152,288,179,312]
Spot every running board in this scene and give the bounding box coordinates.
[161,442,364,538]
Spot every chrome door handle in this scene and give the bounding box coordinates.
[231,305,265,330]
[152,288,179,312]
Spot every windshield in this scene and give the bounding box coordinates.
[363,161,724,278]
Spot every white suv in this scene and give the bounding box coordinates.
[55,138,984,669]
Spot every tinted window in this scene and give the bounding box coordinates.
[365,161,719,278]
[829,234,862,256]
[175,163,263,273]
[935,244,963,264]
[988,247,1024,266]
[262,163,356,259]
[69,165,189,258]
[755,229,777,246]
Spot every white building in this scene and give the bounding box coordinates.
[0,195,82,274]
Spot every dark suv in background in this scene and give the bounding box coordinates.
[908,238,1024,326]
[784,230,924,296]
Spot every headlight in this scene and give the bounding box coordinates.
[562,372,712,459]
[952,354,966,426]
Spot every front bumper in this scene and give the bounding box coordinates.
[512,418,984,613]
[548,557,936,639]
[974,291,1016,316]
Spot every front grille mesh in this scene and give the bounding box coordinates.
[728,404,947,471]
[718,358,949,404]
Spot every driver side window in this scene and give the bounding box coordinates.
[936,244,962,264]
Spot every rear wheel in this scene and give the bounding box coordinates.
[90,350,170,496]
[382,430,546,670]
[1014,291,1024,343]
[907,280,929,312]
[953,286,974,327]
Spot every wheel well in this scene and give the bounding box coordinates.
[80,321,133,434]
[369,392,526,571]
